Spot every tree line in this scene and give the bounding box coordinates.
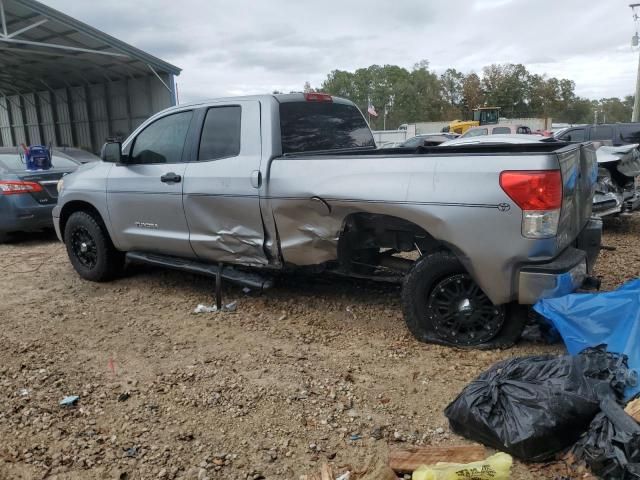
[314,61,633,130]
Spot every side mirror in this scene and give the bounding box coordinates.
[101,142,123,163]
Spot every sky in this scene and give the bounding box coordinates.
[44,0,640,104]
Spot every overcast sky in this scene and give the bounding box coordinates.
[45,0,640,104]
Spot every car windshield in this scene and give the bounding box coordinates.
[0,153,77,171]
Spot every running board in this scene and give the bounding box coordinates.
[125,251,273,290]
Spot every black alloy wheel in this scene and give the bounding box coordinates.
[427,273,506,346]
[70,226,98,269]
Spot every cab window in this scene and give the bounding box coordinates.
[590,125,613,141]
[130,111,193,164]
[198,106,242,161]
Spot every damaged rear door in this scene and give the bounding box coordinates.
[182,101,267,266]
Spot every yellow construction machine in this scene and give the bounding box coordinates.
[444,107,501,135]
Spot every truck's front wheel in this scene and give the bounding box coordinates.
[402,252,526,348]
[64,211,124,282]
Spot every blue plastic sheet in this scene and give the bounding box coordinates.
[534,279,640,399]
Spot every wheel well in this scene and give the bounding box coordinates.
[59,201,106,241]
[337,213,445,272]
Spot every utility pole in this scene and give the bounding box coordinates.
[631,4,640,121]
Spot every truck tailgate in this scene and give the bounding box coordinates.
[556,143,597,250]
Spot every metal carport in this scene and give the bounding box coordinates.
[0,0,181,153]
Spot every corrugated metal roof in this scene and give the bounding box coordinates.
[0,0,181,94]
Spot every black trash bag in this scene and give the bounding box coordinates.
[444,346,630,461]
[571,397,640,479]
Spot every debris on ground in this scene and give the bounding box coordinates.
[1,214,638,479]
[193,301,237,313]
[444,346,633,461]
[411,452,513,480]
[388,445,486,474]
[534,278,640,399]
[571,397,640,479]
[59,395,79,407]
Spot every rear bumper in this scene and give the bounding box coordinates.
[0,196,55,234]
[517,218,602,304]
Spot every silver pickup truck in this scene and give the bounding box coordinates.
[53,93,601,348]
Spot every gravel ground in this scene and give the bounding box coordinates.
[0,214,638,480]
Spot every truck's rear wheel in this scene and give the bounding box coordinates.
[402,252,526,348]
[64,211,124,282]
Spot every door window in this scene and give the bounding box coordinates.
[130,111,193,164]
[516,126,531,134]
[590,126,613,141]
[559,128,585,142]
[492,127,511,134]
[198,106,242,161]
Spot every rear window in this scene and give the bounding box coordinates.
[0,153,77,171]
[492,127,511,134]
[279,101,375,154]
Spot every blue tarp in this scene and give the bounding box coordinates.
[534,279,640,400]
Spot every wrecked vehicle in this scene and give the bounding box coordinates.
[593,144,640,218]
[53,93,601,348]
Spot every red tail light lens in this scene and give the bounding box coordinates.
[304,92,333,102]
[0,180,43,195]
[499,170,562,210]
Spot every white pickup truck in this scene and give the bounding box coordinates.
[53,93,602,348]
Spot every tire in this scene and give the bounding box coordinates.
[401,251,526,348]
[64,211,124,282]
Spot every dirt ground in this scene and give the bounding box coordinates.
[0,215,639,480]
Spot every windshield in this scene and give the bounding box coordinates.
[279,101,375,154]
[0,153,78,171]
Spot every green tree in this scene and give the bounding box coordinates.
[461,72,484,115]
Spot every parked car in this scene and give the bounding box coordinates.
[399,133,460,148]
[0,147,79,241]
[461,124,533,138]
[54,93,601,348]
[554,123,640,146]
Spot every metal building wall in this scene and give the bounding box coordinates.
[0,73,175,153]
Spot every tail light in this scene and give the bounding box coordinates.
[304,93,333,102]
[0,180,43,195]
[500,170,562,239]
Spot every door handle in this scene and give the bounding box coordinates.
[250,170,262,189]
[160,172,182,183]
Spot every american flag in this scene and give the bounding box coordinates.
[367,100,378,117]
